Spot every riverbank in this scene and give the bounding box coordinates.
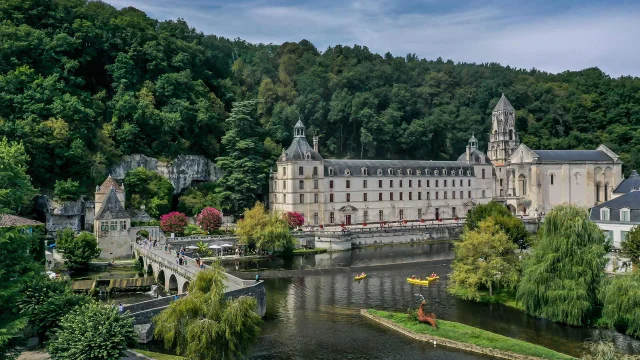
[448,288,524,311]
[363,309,575,360]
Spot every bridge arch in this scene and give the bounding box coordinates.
[168,274,179,294]
[157,269,166,289]
[182,281,190,294]
[146,264,154,276]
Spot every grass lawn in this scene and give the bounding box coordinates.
[448,288,525,311]
[367,310,575,360]
[134,349,185,360]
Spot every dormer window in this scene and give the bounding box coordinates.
[305,151,311,160]
[388,168,393,175]
[377,169,382,176]
[407,169,412,175]
[434,170,439,176]
[362,168,368,176]
[425,169,430,175]
[397,169,402,175]
[416,170,421,175]
[459,169,463,176]
[345,169,351,176]
[328,168,334,176]
[467,170,471,176]
[600,208,610,221]
[620,208,631,222]
[443,169,447,176]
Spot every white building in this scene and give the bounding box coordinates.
[589,184,639,273]
[270,121,494,226]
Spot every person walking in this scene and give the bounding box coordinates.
[118,303,124,315]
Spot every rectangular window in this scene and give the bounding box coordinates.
[274,194,278,203]
[427,192,430,200]
[299,166,304,176]
[330,212,335,223]
[364,193,368,202]
[390,180,394,188]
[604,230,614,243]
[274,181,277,191]
[418,209,422,218]
[452,192,456,199]
[400,180,403,188]
[621,209,631,222]
[313,213,319,225]
[299,180,304,190]
[444,180,447,187]
[283,167,287,176]
[452,207,457,218]
[468,179,471,186]
[120,220,127,230]
[500,179,503,186]
[378,180,383,188]
[330,180,334,189]
[379,210,384,221]
[436,192,439,200]
[330,194,334,203]
[600,208,610,221]
[452,179,455,187]
[363,210,368,222]
[314,194,318,203]
[418,192,422,200]
[314,180,318,189]
[482,169,486,179]
[346,180,350,189]
[283,181,286,190]
[418,180,421,187]
[460,179,463,187]
[409,192,412,200]
[409,180,412,187]
[110,221,117,231]
[399,192,403,200]
[399,209,404,220]
[427,180,430,188]
[300,194,304,203]
[101,221,108,232]
[435,180,439,187]
[444,192,448,199]
[468,191,471,198]
[379,193,383,201]
[622,231,629,242]
[460,191,463,199]
[283,194,286,203]
[390,192,394,201]
[363,180,368,188]
[313,166,318,176]
[346,193,351,202]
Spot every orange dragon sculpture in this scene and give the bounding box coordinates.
[417,299,437,328]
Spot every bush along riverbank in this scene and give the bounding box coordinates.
[363,309,575,360]
[448,288,525,311]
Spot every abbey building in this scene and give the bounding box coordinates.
[269,94,622,225]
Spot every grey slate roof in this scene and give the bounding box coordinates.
[95,188,130,220]
[590,190,640,223]
[0,214,44,228]
[531,150,613,162]
[323,159,475,177]
[283,137,323,161]
[613,170,640,194]
[493,94,514,112]
[457,148,491,164]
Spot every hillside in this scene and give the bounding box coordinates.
[1,0,639,197]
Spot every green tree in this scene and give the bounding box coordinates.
[449,218,520,299]
[216,101,269,215]
[123,167,174,219]
[47,303,136,360]
[621,226,640,270]
[177,183,221,216]
[465,202,528,248]
[516,205,608,326]
[55,227,75,248]
[58,232,101,269]
[0,138,37,214]
[257,213,297,256]
[235,202,269,247]
[17,278,91,342]
[600,271,640,338]
[153,264,262,360]
[53,179,82,202]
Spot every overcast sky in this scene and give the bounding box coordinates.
[104,0,640,77]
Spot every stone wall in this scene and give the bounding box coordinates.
[45,198,84,234]
[109,154,222,194]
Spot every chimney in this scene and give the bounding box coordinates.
[313,136,319,152]
[466,144,471,162]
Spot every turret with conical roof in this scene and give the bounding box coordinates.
[281,120,323,162]
[95,175,125,215]
[488,93,519,166]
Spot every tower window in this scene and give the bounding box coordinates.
[299,180,304,189]
[299,166,304,175]
[330,180,334,189]
[329,168,334,176]
[313,166,318,176]
[346,180,350,188]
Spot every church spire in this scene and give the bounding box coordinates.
[293,118,306,138]
[488,93,519,165]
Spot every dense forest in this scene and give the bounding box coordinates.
[1,0,640,200]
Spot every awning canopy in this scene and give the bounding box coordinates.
[208,245,221,249]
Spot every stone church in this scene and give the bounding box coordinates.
[488,94,623,215]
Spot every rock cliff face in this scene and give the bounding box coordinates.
[109,154,221,194]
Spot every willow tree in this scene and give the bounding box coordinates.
[621,226,640,270]
[153,262,262,360]
[600,271,640,338]
[517,205,608,326]
[449,218,520,300]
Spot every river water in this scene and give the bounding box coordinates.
[226,242,640,359]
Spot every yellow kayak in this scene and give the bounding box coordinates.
[355,274,367,280]
[428,276,440,281]
[406,278,430,285]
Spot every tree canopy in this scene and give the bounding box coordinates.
[516,205,608,326]
[465,202,529,248]
[600,272,640,338]
[621,226,640,270]
[58,231,101,269]
[124,167,174,219]
[1,0,639,202]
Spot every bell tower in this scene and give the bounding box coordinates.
[488,94,519,166]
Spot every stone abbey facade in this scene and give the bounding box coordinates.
[270,94,623,224]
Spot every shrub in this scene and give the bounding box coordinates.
[160,212,188,235]
[284,211,304,228]
[58,232,101,269]
[197,207,223,233]
[53,179,82,202]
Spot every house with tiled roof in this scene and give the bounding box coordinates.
[93,180,131,259]
[0,214,44,229]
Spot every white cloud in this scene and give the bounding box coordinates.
[104,0,640,77]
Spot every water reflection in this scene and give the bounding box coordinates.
[248,243,640,359]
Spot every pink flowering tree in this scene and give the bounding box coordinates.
[160,212,188,235]
[197,207,223,233]
[284,211,305,229]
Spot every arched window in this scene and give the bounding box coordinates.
[493,130,498,140]
[482,190,486,198]
[604,183,609,201]
[458,169,463,176]
[509,129,514,140]
[388,168,393,175]
[518,174,526,196]
[362,168,368,176]
[596,182,602,203]
[345,169,351,176]
[434,170,439,176]
[443,169,448,176]
[407,169,412,175]
[328,168,334,176]
[425,169,430,175]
